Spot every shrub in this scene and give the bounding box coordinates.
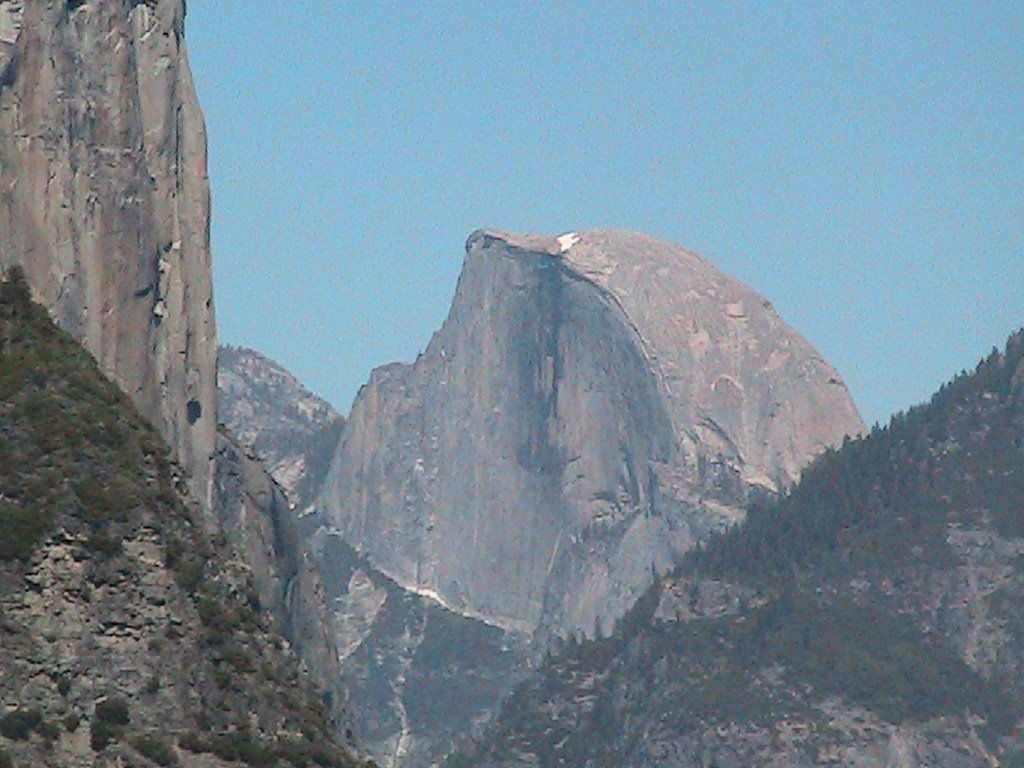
[90,719,120,752]
[64,713,81,733]
[178,731,356,768]
[195,595,222,627]
[86,528,123,557]
[0,501,55,561]
[75,475,140,526]
[0,746,12,768]
[171,552,204,594]
[221,647,254,673]
[0,708,42,741]
[94,698,130,726]
[36,718,60,742]
[131,733,179,766]
[177,731,205,753]
[91,697,130,751]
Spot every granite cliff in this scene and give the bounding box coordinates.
[218,345,345,514]
[0,0,216,507]
[320,229,864,640]
[0,2,356,759]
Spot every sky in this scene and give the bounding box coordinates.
[187,2,1023,428]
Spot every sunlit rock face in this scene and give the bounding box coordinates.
[320,229,864,639]
[218,345,346,512]
[0,0,216,507]
[216,347,523,768]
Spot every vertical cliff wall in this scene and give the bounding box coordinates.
[0,0,216,506]
[212,431,351,729]
[0,2,358,746]
[321,229,865,640]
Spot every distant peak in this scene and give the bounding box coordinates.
[467,227,707,260]
[467,228,565,256]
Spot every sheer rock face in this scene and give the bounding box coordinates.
[217,347,522,768]
[211,432,349,725]
[218,345,346,512]
[321,229,864,639]
[311,531,525,768]
[0,0,216,507]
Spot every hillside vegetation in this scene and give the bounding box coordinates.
[450,330,1024,767]
[0,268,370,768]
[0,267,178,561]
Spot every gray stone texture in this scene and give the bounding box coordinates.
[211,432,348,722]
[0,0,216,508]
[217,345,345,513]
[320,229,864,640]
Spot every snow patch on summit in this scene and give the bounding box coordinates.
[557,232,579,253]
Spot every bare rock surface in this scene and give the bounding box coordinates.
[217,346,522,768]
[211,431,349,727]
[312,532,524,768]
[320,228,864,639]
[443,332,1024,768]
[0,0,216,507]
[218,345,345,512]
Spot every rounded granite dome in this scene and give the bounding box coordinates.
[322,227,864,638]
[470,227,864,492]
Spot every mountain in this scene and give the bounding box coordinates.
[0,1,357,757]
[0,0,216,507]
[311,531,524,768]
[215,347,520,767]
[213,346,350,724]
[0,271,368,768]
[447,331,1024,767]
[210,430,350,731]
[319,228,864,642]
[218,346,345,513]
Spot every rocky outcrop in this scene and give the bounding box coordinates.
[218,345,345,512]
[215,348,519,768]
[211,432,348,726]
[320,229,863,640]
[0,0,216,507]
[215,348,366,741]
[0,276,365,768]
[313,532,524,768]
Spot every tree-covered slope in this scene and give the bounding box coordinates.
[0,269,370,768]
[449,330,1024,767]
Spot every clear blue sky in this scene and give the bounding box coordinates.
[187,2,1023,427]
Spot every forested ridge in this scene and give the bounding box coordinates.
[449,329,1024,767]
[0,269,369,768]
[695,329,1024,579]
